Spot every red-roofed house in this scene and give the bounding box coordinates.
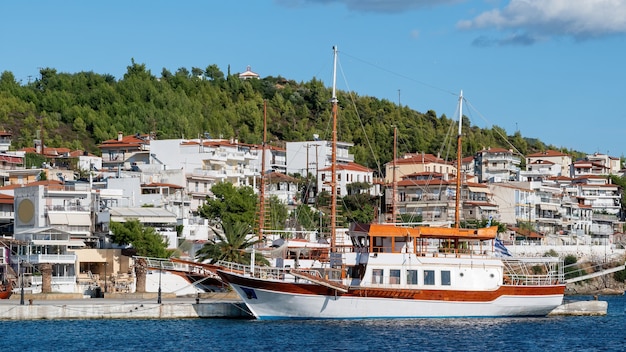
[526,150,572,176]
[98,132,152,171]
[319,162,378,197]
[384,153,455,184]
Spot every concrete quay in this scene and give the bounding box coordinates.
[548,299,608,316]
[0,292,252,321]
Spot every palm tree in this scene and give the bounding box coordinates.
[196,221,269,265]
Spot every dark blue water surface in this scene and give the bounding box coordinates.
[0,295,624,352]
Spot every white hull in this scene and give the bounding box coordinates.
[230,282,563,320]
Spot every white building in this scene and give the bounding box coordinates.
[318,162,378,197]
[286,140,354,177]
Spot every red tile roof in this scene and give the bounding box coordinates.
[320,162,372,172]
[527,150,570,157]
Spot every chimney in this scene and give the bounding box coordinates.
[117,131,123,141]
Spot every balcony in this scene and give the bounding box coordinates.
[18,254,77,264]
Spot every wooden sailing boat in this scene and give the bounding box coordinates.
[217,46,566,320]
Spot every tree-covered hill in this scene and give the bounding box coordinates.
[0,60,586,174]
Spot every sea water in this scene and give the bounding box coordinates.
[0,295,624,352]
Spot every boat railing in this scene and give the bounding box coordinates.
[501,257,564,286]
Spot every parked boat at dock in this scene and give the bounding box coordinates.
[217,46,566,320]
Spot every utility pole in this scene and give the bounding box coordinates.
[314,144,320,201]
[304,143,311,203]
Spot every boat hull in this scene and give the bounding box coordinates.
[218,270,565,320]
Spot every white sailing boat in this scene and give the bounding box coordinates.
[217,46,565,320]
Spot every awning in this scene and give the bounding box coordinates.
[109,207,177,224]
[48,213,68,225]
[31,239,86,247]
[540,204,559,211]
[48,213,92,226]
[467,186,488,193]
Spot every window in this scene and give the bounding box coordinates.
[441,270,451,286]
[407,270,418,285]
[424,270,435,285]
[372,269,383,284]
[390,269,400,285]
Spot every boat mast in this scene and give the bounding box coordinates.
[391,125,397,224]
[330,46,338,252]
[258,100,267,242]
[454,91,463,229]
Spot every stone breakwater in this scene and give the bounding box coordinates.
[0,292,252,321]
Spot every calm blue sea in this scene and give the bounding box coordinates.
[0,295,624,352]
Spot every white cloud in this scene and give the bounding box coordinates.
[276,0,463,13]
[458,0,626,44]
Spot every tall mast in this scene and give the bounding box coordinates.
[258,100,267,241]
[454,91,463,229]
[330,46,338,252]
[391,125,397,224]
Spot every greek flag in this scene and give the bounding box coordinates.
[494,238,512,257]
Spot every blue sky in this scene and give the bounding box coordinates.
[2,0,626,157]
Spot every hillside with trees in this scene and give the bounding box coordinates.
[0,60,586,173]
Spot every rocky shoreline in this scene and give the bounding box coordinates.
[565,276,625,296]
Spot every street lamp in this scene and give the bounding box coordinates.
[157,261,162,304]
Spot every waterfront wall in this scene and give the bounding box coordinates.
[0,300,251,320]
[509,244,625,262]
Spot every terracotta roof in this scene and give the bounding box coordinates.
[527,150,570,157]
[19,147,72,157]
[0,193,13,204]
[465,182,488,188]
[99,134,150,149]
[508,226,543,238]
[0,154,23,164]
[265,172,298,184]
[320,162,372,172]
[0,180,64,190]
[392,153,450,165]
[397,179,452,187]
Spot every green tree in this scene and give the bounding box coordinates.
[109,219,172,258]
[292,203,320,231]
[195,221,268,265]
[342,193,376,224]
[199,182,257,226]
[268,195,288,231]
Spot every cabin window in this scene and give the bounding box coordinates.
[372,269,383,284]
[424,270,435,285]
[406,270,418,285]
[389,269,400,285]
[441,270,451,286]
